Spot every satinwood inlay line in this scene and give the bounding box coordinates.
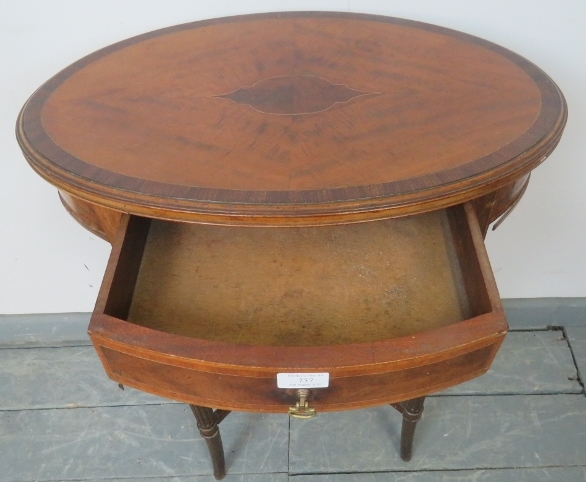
[214,75,380,115]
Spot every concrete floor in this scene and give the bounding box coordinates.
[1,300,585,482]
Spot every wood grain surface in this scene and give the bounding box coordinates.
[17,12,566,226]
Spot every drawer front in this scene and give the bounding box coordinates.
[90,203,507,412]
[95,339,501,413]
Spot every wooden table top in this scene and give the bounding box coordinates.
[17,12,566,226]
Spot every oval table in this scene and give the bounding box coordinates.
[17,12,567,480]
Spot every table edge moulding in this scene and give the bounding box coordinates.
[15,11,567,480]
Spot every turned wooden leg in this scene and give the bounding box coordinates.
[189,405,226,480]
[391,396,426,461]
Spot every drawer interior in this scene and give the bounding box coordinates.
[100,205,494,347]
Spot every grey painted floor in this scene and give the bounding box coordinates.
[1,301,585,482]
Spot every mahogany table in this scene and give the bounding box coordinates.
[17,12,566,479]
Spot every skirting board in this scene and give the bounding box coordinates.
[1,298,586,348]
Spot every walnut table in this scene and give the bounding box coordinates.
[17,12,567,479]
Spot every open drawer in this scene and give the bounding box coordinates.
[89,203,507,413]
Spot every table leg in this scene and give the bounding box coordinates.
[391,396,426,461]
[189,405,226,480]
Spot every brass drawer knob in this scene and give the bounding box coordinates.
[288,388,316,419]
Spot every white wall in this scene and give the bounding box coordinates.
[1,1,585,314]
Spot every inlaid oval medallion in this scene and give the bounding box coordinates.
[215,75,377,115]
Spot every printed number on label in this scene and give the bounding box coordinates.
[277,372,329,388]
